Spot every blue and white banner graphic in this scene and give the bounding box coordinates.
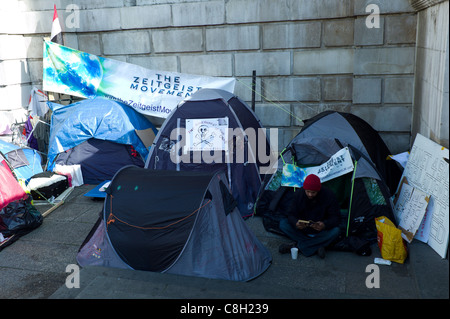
[43,41,235,118]
[282,147,354,188]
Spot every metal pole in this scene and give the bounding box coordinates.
[251,70,256,111]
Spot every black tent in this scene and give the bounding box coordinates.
[298,111,402,196]
[78,167,272,281]
[255,111,401,251]
[145,88,271,218]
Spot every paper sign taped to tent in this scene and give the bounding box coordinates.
[399,133,449,258]
[394,177,430,243]
[282,147,354,188]
[186,118,229,151]
[42,41,235,118]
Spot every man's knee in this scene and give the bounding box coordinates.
[279,218,291,232]
[328,226,341,239]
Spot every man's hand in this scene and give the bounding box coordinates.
[295,220,308,230]
[310,221,325,232]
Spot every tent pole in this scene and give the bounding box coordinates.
[251,70,256,112]
[42,200,64,218]
[346,160,358,237]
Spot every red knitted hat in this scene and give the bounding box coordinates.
[303,174,321,192]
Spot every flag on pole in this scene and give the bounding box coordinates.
[50,4,64,45]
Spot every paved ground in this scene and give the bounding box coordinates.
[0,184,448,305]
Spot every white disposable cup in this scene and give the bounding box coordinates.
[291,247,298,260]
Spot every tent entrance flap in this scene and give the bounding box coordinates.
[104,167,219,272]
[78,167,272,281]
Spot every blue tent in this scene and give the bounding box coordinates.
[0,140,43,181]
[47,97,157,184]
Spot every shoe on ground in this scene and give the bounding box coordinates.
[279,242,297,254]
[317,246,326,259]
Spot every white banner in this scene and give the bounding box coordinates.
[282,147,354,188]
[43,41,236,118]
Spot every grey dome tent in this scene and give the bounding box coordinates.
[77,166,272,281]
[296,111,402,196]
[145,88,271,218]
[255,111,401,251]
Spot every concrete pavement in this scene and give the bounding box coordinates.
[0,184,448,302]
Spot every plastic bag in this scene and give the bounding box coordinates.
[375,216,407,264]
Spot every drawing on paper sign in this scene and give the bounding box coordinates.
[394,177,430,243]
[399,133,449,258]
[186,118,228,152]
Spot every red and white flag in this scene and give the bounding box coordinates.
[50,4,64,45]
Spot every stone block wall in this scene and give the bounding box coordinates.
[0,0,420,153]
[410,0,449,148]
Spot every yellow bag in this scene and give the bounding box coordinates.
[375,216,408,264]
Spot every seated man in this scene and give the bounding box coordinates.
[279,174,341,258]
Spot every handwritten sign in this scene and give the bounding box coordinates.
[399,134,449,258]
[394,178,430,243]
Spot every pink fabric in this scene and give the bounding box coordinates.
[0,160,27,210]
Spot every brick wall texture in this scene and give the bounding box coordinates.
[0,0,422,153]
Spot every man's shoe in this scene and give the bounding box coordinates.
[317,247,326,259]
[279,242,296,254]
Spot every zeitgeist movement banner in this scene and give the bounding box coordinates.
[43,41,236,118]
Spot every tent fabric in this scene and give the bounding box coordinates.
[298,111,402,196]
[0,140,43,181]
[0,159,27,211]
[145,88,269,218]
[46,97,157,182]
[55,138,145,184]
[1,157,43,251]
[47,98,157,184]
[255,111,398,247]
[83,180,110,198]
[78,167,272,281]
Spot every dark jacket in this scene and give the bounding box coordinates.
[286,186,340,235]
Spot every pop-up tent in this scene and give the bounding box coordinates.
[77,167,272,281]
[47,97,158,184]
[255,111,401,251]
[0,140,43,182]
[145,88,271,218]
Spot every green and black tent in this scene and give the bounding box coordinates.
[255,111,402,252]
